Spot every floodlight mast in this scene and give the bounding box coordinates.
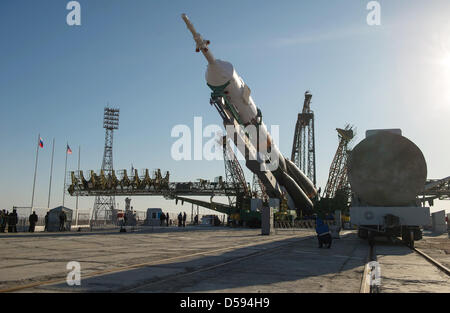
[92,107,120,222]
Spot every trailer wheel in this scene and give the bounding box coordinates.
[358,228,368,239]
[401,228,415,248]
[368,230,375,247]
[409,230,415,248]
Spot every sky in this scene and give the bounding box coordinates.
[0,0,449,216]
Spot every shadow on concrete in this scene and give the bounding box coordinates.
[423,230,449,238]
[40,232,372,293]
[372,240,415,257]
[0,226,241,239]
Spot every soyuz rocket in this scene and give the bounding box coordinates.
[181,14,317,212]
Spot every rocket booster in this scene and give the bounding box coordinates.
[182,14,317,211]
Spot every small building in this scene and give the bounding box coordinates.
[145,208,163,226]
[432,210,447,234]
[47,206,73,232]
[201,215,221,226]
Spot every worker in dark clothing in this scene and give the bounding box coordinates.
[182,212,187,227]
[4,211,10,232]
[8,209,18,233]
[7,212,12,233]
[178,212,182,227]
[160,212,166,226]
[29,211,38,232]
[44,212,49,231]
[59,211,67,231]
[0,210,6,232]
[194,215,198,226]
[166,212,169,226]
[316,218,332,248]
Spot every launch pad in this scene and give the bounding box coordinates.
[1,228,448,293]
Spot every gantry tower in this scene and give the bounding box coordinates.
[323,125,354,199]
[291,91,316,186]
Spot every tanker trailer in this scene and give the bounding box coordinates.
[348,129,430,247]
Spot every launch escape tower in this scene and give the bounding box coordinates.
[291,91,316,187]
[323,125,354,199]
[92,107,120,222]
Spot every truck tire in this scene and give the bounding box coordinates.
[358,228,368,239]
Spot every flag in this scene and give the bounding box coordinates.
[67,145,72,154]
[39,137,44,148]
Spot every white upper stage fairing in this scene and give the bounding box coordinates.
[206,60,258,125]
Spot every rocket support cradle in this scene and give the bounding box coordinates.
[181,14,317,212]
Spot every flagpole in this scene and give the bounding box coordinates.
[47,138,55,210]
[30,133,40,215]
[75,145,80,226]
[62,142,68,208]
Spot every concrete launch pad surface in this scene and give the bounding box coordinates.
[415,232,450,270]
[3,227,448,293]
[0,227,367,293]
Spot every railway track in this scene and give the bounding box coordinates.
[399,237,450,277]
[360,238,450,293]
[412,247,450,276]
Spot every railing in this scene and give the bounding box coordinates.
[274,220,337,229]
[68,170,243,197]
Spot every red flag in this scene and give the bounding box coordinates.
[67,145,72,154]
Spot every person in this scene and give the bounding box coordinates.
[59,210,67,231]
[194,214,198,226]
[0,210,6,232]
[316,217,332,248]
[123,212,128,226]
[8,209,18,233]
[29,211,38,233]
[7,212,12,233]
[5,211,10,232]
[160,212,166,226]
[166,212,169,227]
[182,212,187,227]
[44,212,49,232]
[178,212,182,227]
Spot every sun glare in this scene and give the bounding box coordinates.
[428,32,450,107]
